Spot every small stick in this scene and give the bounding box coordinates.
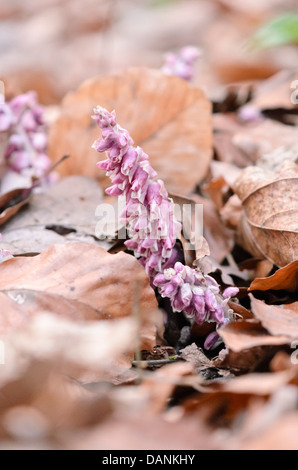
[132,357,179,368]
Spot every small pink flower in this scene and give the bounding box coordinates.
[162,46,201,81]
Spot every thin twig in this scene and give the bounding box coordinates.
[132,357,179,368]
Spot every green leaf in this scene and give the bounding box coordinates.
[250,13,298,50]
[150,0,177,7]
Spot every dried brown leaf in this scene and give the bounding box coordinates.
[250,260,298,293]
[0,242,157,350]
[250,295,298,340]
[219,320,290,353]
[234,161,298,267]
[2,313,138,382]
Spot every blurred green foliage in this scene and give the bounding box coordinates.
[150,0,177,7]
[250,13,298,49]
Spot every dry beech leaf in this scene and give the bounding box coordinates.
[250,295,298,340]
[2,314,138,382]
[250,260,298,293]
[0,176,110,255]
[219,320,290,353]
[0,242,157,350]
[214,345,276,374]
[70,411,215,451]
[234,161,298,267]
[0,363,113,442]
[0,316,124,439]
[48,68,212,195]
[141,361,197,413]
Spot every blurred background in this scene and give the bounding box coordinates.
[1,0,298,104]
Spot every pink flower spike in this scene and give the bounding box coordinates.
[1,91,51,185]
[93,105,239,339]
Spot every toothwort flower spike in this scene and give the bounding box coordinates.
[93,106,239,349]
[92,105,181,280]
[162,46,201,81]
[0,91,52,184]
[153,262,238,347]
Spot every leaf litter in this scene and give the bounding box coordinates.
[0,0,298,451]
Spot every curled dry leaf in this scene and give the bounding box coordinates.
[0,242,158,351]
[219,320,290,353]
[220,368,298,396]
[234,161,298,267]
[0,188,31,226]
[48,68,212,195]
[250,294,298,340]
[250,260,298,293]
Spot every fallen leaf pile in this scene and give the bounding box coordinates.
[0,0,298,451]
